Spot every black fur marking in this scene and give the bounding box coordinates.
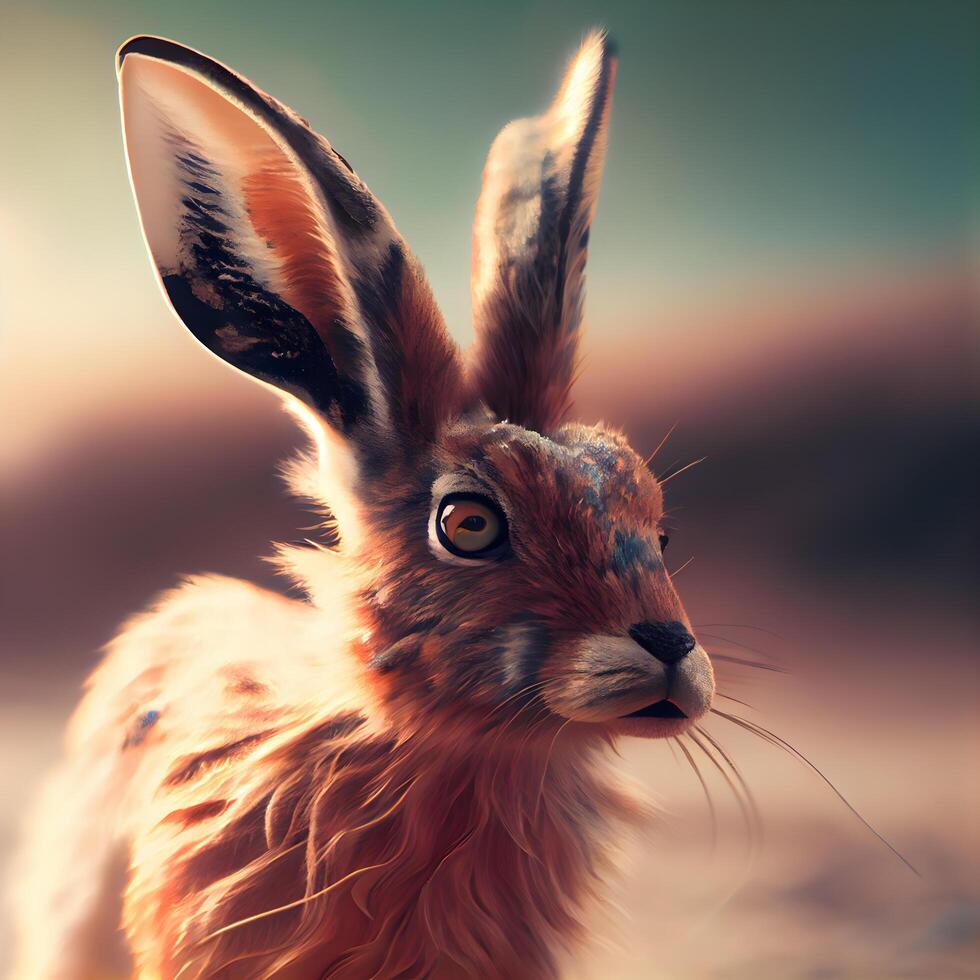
[350,240,438,446]
[353,242,405,394]
[317,318,374,427]
[179,196,228,234]
[559,37,615,250]
[512,623,552,692]
[174,153,219,179]
[184,179,219,196]
[161,271,353,419]
[546,37,614,340]
[611,530,661,577]
[531,167,563,285]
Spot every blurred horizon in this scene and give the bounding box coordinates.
[1,1,977,977]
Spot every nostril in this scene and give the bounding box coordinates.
[628,621,696,665]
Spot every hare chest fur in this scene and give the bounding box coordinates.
[13,28,716,980]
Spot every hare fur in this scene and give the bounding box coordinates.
[11,31,714,979]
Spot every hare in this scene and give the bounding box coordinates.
[12,30,715,980]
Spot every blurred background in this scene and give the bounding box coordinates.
[1,1,977,977]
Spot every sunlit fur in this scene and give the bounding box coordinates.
[11,29,716,980]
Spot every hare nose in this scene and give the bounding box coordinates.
[629,621,696,665]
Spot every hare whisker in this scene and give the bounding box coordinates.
[658,456,707,486]
[691,725,762,855]
[643,422,678,467]
[675,736,717,852]
[710,709,919,875]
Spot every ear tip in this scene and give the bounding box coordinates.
[583,27,618,62]
[116,35,160,71]
[115,35,199,76]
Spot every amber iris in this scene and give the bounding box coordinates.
[436,495,507,557]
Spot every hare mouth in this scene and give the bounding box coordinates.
[623,699,687,720]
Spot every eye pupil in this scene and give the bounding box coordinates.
[459,515,486,532]
[659,532,670,552]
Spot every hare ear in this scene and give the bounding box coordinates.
[118,36,462,458]
[469,30,616,432]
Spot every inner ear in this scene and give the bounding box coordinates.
[121,52,375,425]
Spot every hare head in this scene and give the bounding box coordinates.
[118,31,714,742]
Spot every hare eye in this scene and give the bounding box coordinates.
[658,532,670,552]
[436,494,508,558]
